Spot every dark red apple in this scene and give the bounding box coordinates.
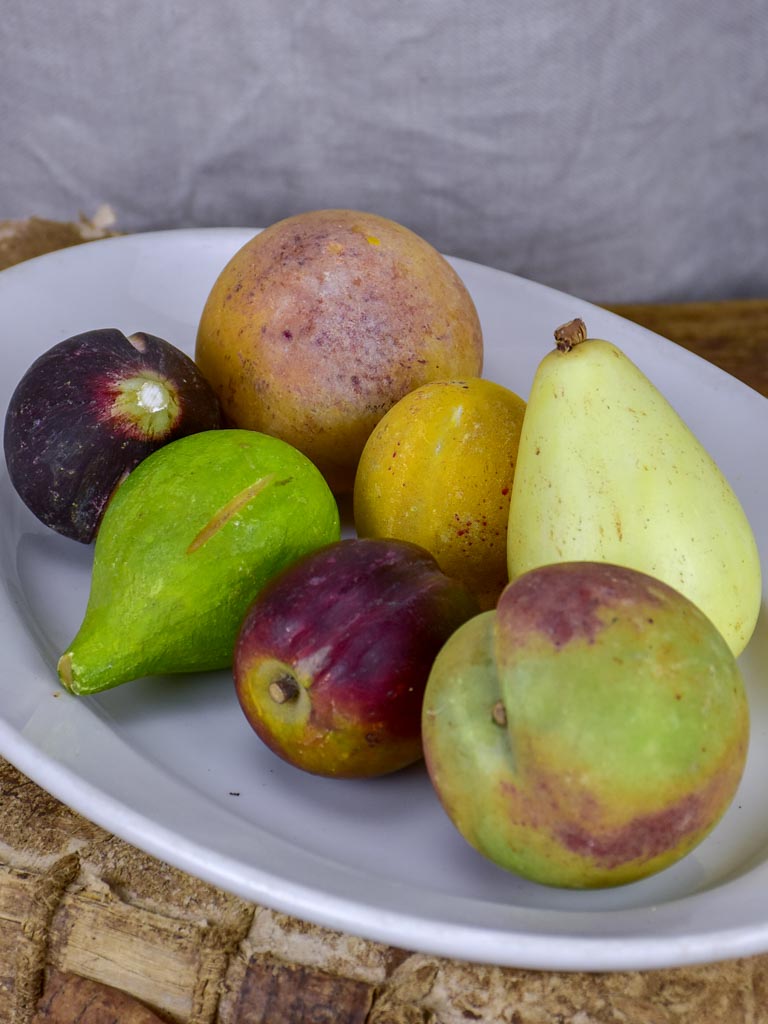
[3,328,224,542]
[234,537,480,778]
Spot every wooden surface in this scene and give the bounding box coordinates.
[0,216,767,1023]
[606,298,768,398]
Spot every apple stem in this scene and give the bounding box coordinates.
[491,701,507,726]
[554,318,587,352]
[268,674,300,704]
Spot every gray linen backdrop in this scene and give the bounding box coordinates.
[1,1,766,303]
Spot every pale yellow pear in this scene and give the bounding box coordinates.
[507,319,761,656]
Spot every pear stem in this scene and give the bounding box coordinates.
[554,318,588,352]
[268,674,300,704]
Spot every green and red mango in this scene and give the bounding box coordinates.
[422,561,749,889]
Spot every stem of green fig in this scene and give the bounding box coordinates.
[268,674,300,704]
[554,318,587,352]
[57,652,74,690]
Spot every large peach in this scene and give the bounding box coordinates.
[195,210,483,492]
[422,562,750,888]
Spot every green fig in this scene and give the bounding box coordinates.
[507,318,761,656]
[57,429,340,694]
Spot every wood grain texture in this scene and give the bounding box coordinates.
[608,298,768,398]
[32,969,166,1024]
[231,956,375,1024]
[0,216,766,1024]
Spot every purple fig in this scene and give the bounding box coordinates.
[4,328,225,542]
[234,537,480,778]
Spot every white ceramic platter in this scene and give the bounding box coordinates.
[0,229,766,972]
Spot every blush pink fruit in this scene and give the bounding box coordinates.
[422,561,750,888]
[195,209,483,493]
[234,537,479,778]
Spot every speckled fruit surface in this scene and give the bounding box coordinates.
[195,210,483,492]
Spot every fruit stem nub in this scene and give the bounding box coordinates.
[57,653,74,691]
[268,674,300,704]
[554,318,588,352]
[491,700,507,726]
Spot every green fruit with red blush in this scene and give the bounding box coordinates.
[422,561,750,889]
